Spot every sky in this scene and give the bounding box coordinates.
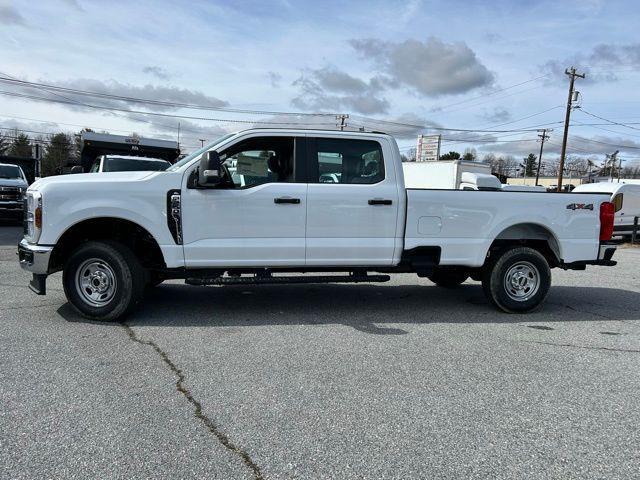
[1,0,640,166]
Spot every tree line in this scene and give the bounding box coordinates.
[0,129,84,177]
[400,146,640,179]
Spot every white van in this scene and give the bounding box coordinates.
[573,182,640,238]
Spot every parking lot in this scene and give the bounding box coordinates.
[1,224,639,479]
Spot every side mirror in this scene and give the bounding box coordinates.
[70,166,84,174]
[198,151,222,186]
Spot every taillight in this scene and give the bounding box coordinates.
[599,201,614,241]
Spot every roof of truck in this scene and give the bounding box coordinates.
[236,127,390,137]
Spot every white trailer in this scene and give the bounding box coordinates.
[573,182,640,238]
[402,160,492,189]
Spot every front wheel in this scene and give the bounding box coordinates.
[63,241,146,321]
[482,247,551,313]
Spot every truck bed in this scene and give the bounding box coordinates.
[404,189,610,267]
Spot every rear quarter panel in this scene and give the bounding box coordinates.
[405,190,609,266]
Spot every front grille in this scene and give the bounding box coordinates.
[0,186,22,201]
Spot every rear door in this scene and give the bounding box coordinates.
[305,136,400,266]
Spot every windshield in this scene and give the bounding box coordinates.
[0,165,23,180]
[167,133,237,171]
[103,158,171,172]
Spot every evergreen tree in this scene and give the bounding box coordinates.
[42,133,73,176]
[8,132,32,157]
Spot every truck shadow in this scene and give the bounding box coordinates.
[59,282,640,335]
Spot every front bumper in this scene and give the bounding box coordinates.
[18,238,53,274]
[18,239,53,295]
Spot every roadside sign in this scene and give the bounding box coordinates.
[416,134,441,162]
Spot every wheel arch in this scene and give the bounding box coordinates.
[50,217,166,272]
[486,222,562,267]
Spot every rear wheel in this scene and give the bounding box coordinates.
[428,269,469,288]
[482,246,551,313]
[63,241,146,321]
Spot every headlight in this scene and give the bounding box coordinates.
[25,191,43,243]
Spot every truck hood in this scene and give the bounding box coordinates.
[0,178,29,188]
[29,171,158,192]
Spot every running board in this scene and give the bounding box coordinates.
[185,274,391,286]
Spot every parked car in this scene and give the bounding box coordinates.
[573,182,640,239]
[19,129,617,321]
[0,163,28,220]
[88,155,171,173]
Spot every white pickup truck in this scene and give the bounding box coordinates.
[18,128,618,321]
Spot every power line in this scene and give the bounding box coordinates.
[0,90,338,126]
[0,75,338,117]
[483,106,563,129]
[350,114,546,133]
[429,74,551,112]
[577,108,640,133]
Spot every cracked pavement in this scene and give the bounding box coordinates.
[2,224,640,479]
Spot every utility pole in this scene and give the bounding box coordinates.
[617,153,623,182]
[557,66,585,192]
[336,114,349,131]
[199,138,206,148]
[535,128,551,186]
[607,150,619,181]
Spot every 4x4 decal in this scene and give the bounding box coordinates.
[566,203,594,211]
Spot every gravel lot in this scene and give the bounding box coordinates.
[2,224,639,479]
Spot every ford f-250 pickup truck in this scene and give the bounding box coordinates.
[18,128,617,321]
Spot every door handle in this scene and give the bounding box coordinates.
[274,197,301,204]
[368,199,393,205]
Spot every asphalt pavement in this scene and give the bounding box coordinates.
[1,225,639,479]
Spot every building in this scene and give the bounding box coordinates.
[504,175,585,189]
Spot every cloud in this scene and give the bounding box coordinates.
[350,37,494,97]
[476,133,640,158]
[15,77,228,112]
[267,72,282,88]
[0,4,27,26]
[61,0,83,11]
[541,43,640,83]
[291,66,390,115]
[142,66,171,80]
[478,107,511,123]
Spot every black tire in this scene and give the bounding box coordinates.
[482,247,551,313]
[147,272,164,288]
[62,241,146,321]
[428,269,469,288]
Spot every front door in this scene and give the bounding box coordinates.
[182,135,307,268]
[305,136,400,266]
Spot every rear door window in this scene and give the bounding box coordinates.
[309,138,384,184]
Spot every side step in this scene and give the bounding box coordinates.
[185,274,391,286]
